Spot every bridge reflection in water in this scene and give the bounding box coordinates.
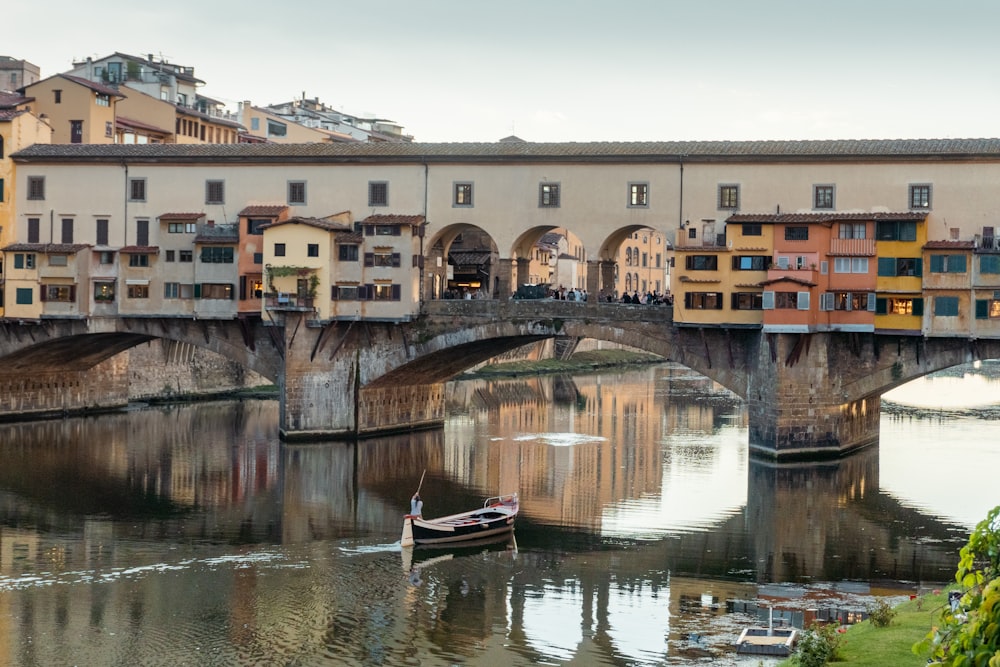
[0,365,983,665]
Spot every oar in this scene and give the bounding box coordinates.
[415,469,426,496]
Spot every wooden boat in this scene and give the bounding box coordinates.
[400,493,518,547]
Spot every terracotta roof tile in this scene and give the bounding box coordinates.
[157,212,204,220]
[59,74,126,98]
[16,140,1000,165]
[239,205,288,217]
[360,214,426,226]
[924,240,975,249]
[728,211,928,224]
[261,216,351,232]
[334,232,363,244]
[120,245,159,253]
[760,276,817,287]
[1,243,89,253]
[116,115,172,135]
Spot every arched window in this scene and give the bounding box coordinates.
[625,274,632,291]
[625,248,632,265]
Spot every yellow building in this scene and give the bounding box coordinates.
[613,227,670,299]
[0,102,51,317]
[874,214,928,334]
[20,74,123,144]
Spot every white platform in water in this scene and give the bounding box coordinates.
[735,627,798,656]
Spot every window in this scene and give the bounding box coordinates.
[199,283,233,299]
[105,121,113,137]
[934,295,959,316]
[539,183,560,207]
[288,181,307,205]
[251,117,260,131]
[365,251,401,267]
[27,217,40,243]
[274,243,286,257]
[128,178,146,201]
[875,297,922,316]
[742,223,762,236]
[307,243,319,257]
[267,119,286,137]
[685,255,718,270]
[371,284,401,301]
[909,184,932,209]
[27,176,44,200]
[248,218,269,235]
[96,219,109,246]
[0,177,4,202]
[718,184,739,209]
[838,222,865,239]
[164,282,180,298]
[814,185,835,209]
[733,255,770,271]
[628,182,649,207]
[127,284,149,298]
[179,250,193,262]
[878,257,921,277]
[253,253,262,264]
[43,285,74,302]
[332,285,359,300]
[13,253,36,269]
[368,181,389,206]
[454,182,473,207]
[876,220,918,241]
[684,292,723,309]
[165,250,175,262]
[96,94,110,107]
[981,255,1000,275]
[731,292,763,310]
[785,226,809,240]
[975,298,1000,319]
[339,244,359,261]
[135,219,149,246]
[128,254,150,267]
[15,288,32,305]
[167,222,196,233]
[49,255,68,267]
[53,89,61,103]
[367,224,401,236]
[99,251,114,264]
[833,257,869,273]
[828,292,874,311]
[94,282,115,302]
[200,247,234,263]
[205,180,225,204]
[766,291,809,310]
[929,254,967,273]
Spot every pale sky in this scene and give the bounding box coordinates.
[7,0,1000,142]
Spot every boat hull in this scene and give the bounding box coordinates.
[401,494,518,547]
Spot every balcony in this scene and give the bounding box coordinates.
[264,292,314,311]
[195,222,239,242]
[975,235,1000,253]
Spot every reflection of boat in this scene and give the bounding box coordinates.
[401,532,517,573]
[400,493,518,547]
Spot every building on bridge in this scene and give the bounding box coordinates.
[5,139,1000,337]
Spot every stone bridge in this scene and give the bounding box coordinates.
[2,302,999,459]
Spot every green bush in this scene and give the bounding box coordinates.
[914,504,1000,665]
[867,597,897,628]
[792,622,843,667]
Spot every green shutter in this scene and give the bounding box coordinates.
[930,255,944,272]
[875,298,887,315]
[976,299,989,319]
[194,284,202,299]
[952,255,967,273]
[912,298,923,316]
[878,257,896,276]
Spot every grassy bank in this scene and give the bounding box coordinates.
[776,589,949,666]
[461,350,664,379]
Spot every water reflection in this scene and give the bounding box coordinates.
[0,364,990,666]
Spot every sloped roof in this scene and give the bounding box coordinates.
[157,212,204,220]
[360,214,426,226]
[759,276,817,287]
[15,139,1000,165]
[1,243,89,253]
[260,216,352,232]
[239,205,288,217]
[924,240,975,249]
[728,211,929,224]
[57,74,127,98]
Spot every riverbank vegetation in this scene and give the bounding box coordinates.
[780,503,1000,666]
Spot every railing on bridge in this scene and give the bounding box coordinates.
[422,298,673,323]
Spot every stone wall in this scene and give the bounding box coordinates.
[126,339,270,401]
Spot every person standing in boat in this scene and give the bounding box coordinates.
[410,493,423,517]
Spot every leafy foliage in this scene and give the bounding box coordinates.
[915,504,1000,666]
[791,622,843,667]
[867,597,898,628]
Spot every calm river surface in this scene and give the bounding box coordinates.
[0,362,998,666]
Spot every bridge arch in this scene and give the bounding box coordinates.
[425,223,500,299]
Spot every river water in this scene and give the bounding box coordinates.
[0,362,997,666]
